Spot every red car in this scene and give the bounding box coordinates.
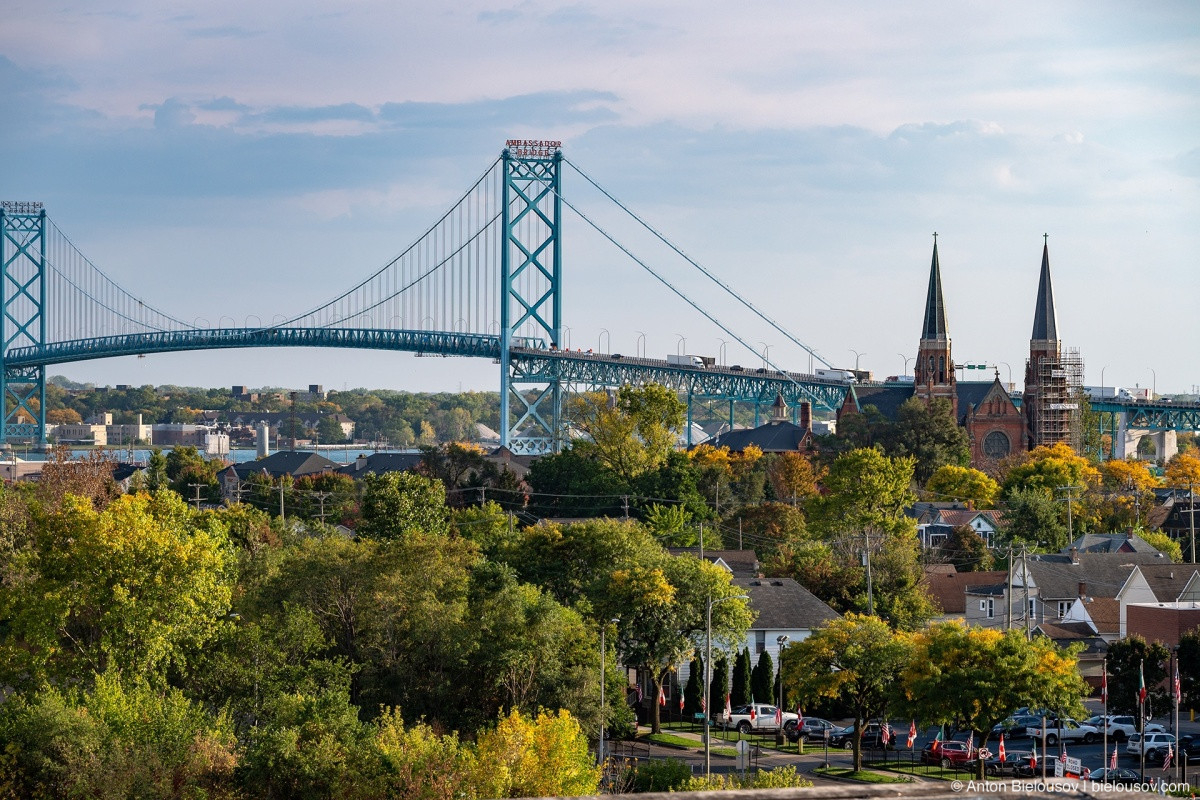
[920,741,972,768]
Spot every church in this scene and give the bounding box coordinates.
[838,236,1083,473]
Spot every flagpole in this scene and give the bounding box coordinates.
[1101,655,1107,781]
[1139,658,1146,785]
[1173,647,1180,784]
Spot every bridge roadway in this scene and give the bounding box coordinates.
[3,327,853,411]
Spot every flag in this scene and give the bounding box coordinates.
[724,694,732,722]
[1102,669,1108,704]
[1140,660,1148,703]
[1175,667,1182,705]
[1030,750,1037,770]
[907,720,917,748]
[775,706,782,727]
[658,686,665,707]
[635,683,643,703]
[796,707,804,730]
[966,732,974,756]
[1110,744,1118,770]
[1163,743,1173,772]
[679,694,684,712]
[999,734,1006,763]
[932,726,943,753]
[881,723,891,745]
[750,705,756,721]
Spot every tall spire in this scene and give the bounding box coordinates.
[921,233,948,340]
[1031,235,1058,341]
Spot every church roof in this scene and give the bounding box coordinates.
[704,420,811,453]
[848,380,1005,426]
[921,238,949,341]
[1031,241,1059,341]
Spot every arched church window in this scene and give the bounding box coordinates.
[983,430,1011,458]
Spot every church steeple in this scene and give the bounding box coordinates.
[1031,236,1059,343]
[914,233,956,414]
[921,234,949,341]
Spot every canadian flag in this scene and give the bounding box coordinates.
[775,706,782,727]
[678,694,684,712]
[724,694,732,722]
[750,705,757,721]
[998,734,1006,763]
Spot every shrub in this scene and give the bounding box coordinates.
[632,758,693,792]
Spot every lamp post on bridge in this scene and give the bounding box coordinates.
[1148,368,1157,399]
[598,328,610,353]
[1001,362,1012,390]
[635,331,646,358]
[563,325,573,349]
[849,349,866,373]
[898,353,913,378]
[717,339,729,367]
[676,334,687,356]
[758,341,771,369]
[1100,365,1108,394]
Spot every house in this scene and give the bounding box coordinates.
[217,450,341,501]
[1113,563,1200,637]
[700,395,815,454]
[337,452,424,478]
[924,565,1008,621]
[913,507,1004,550]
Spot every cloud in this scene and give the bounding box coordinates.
[185,25,263,40]
[198,96,250,112]
[146,97,197,130]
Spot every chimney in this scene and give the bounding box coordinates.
[356,453,367,471]
[1078,581,1087,598]
[799,401,812,432]
[1069,546,1079,565]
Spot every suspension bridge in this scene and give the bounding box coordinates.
[1,140,856,454]
[3,141,1197,455]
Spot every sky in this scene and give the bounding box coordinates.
[2,1,1198,395]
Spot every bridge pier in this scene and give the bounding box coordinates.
[1114,413,1177,462]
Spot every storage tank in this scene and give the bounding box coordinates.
[257,422,271,458]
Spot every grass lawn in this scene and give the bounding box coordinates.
[814,766,911,784]
[868,761,964,781]
[643,732,701,749]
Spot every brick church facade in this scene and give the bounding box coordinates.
[838,236,1069,474]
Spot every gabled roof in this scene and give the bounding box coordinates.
[337,452,424,477]
[737,576,840,630]
[850,384,915,419]
[937,509,1004,529]
[908,501,970,523]
[1135,564,1200,603]
[953,381,1001,425]
[921,238,949,341]
[1028,552,1167,600]
[1067,533,1162,555]
[1031,242,1059,341]
[924,566,1007,613]
[669,548,760,579]
[704,420,811,453]
[1084,597,1120,635]
[223,450,341,480]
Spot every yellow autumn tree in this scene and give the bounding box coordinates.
[471,709,600,798]
[767,451,824,505]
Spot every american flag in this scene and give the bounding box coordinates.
[1163,743,1173,772]
[1175,667,1182,705]
[1109,743,1117,770]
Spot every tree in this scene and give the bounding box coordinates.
[709,653,729,719]
[1001,487,1068,550]
[751,650,774,706]
[808,448,917,539]
[783,614,912,771]
[0,492,234,690]
[727,502,807,564]
[683,656,704,715]
[899,622,1087,772]
[1179,627,1200,710]
[869,535,938,630]
[730,647,753,707]
[884,397,970,484]
[357,470,450,540]
[1105,635,1170,715]
[766,451,824,506]
[935,524,994,571]
[925,465,1000,508]
[1165,453,1200,489]
[472,709,600,799]
[999,443,1100,502]
[1089,458,1160,531]
[45,407,82,425]
[570,384,685,484]
[317,414,348,444]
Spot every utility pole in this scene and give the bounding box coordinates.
[279,481,285,521]
[1006,545,1014,631]
[1183,481,1197,565]
[1022,544,1032,640]
[622,495,629,519]
[187,483,205,511]
[863,529,874,616]
[1056,485,1084,541]
[314,491,331,524]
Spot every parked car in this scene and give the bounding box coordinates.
[1013,754,1058,778]
[920,740,972,768]
[1179,736,1200,765]
[785,717,837,743]
[1024,718,1098,745]
[992,715,1041,739]
[1087,715,1165,742]
[722,703,798,734]
[1125,732,1176,757]
[984,751,1033,776]
[1088,767,1142,785]
[828,723,896,751]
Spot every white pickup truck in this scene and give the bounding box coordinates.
[722,703,799,734]
[1025,718,1099,746]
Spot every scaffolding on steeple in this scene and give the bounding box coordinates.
[1026,346,1083,450]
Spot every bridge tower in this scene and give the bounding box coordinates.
[500,141,563,454]
[0,202,47,445]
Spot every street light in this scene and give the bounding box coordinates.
[717,338,729,366]
[775,635,790,745]
[849,349,866,372]
[897,353,913,377]
[598,617,619,768]
[1149,368,1157,399]
[563,326,573,349]
[635,331,646,358]
[676,334,687,356]
[1100,365,1108,394]
[758,341,771,368]
[1001,362,1012,389]
[598,328,610,353]
[705,593,748,777]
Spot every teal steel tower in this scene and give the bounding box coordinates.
[0,201,47,445]
[499,141,563,453]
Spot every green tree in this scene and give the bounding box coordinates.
[1001,487,1068,550]
[1105,635,1170,715]
[684,655,704,715]
[357,470,450,540]
[0,492,234,690]
[935,524,995,571]
[808,448,917,539]
[899,621,1087,774]
[1000,443,1100,501]
[751,650,774,705]
[145,448,169,492]
[1179,627,1200,710]
[709,653,729,719]
[870,535,937,630]
[316,414,347,444]
[925,465,1000,508]
[730,647,753,707]
[570,384,686,484]
[783,614,912,771]
[884,397,970,484]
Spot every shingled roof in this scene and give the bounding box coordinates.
[737,577,840,630]
[1028,552,1167,600]
[668,548,761,579]
[704,420,812,453]
[224,450,341,480]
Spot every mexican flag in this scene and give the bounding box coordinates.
[906,720,917,748]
